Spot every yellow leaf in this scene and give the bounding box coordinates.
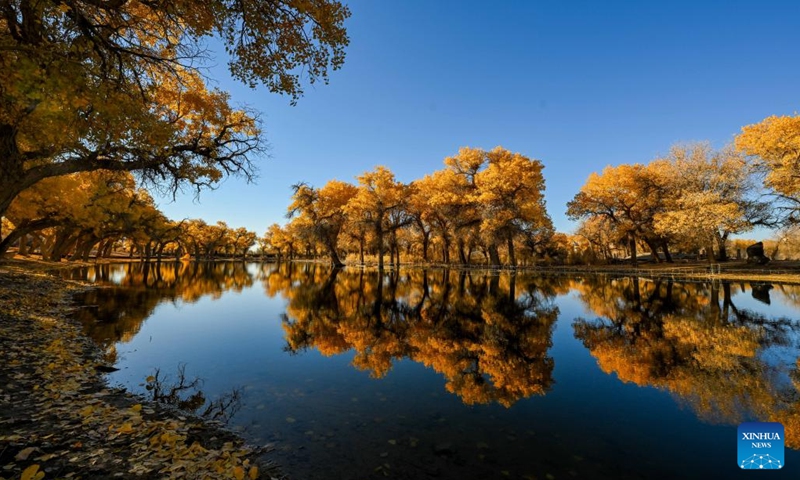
[117,422,134,434]
[146,376,156,383]
[233,466,245,480]
[21,464,44,480]
[130,404,142,413]
[248,466,259,479]
[80,406,94,417]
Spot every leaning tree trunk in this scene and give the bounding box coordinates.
[326,237,344,268]
[54,233,79,262]
[644,239,661,263]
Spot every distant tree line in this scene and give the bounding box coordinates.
[264,147,554,267]
[0,170,258,261]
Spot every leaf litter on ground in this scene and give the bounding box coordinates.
[0,262,280,479]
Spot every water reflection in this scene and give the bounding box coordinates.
[572,276,800,448]
[267,264,564,406]
[68,262,255,353]
[69,262,800,465]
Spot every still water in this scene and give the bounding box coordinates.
[65,262,800,479]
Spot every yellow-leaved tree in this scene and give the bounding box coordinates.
[736,114,800,221]
[652,143,766,262]
[343,167,410,270]
[0,0,350,226]
[475,147,552,266]
[567,164,668,266]
[288,180,358,267]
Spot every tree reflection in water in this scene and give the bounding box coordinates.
[572,275,800,448]
[68,262,800,451]
[69,261,255,361]
[270,263,564,407]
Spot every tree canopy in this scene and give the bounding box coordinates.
[0,0,350,218]
[736,114,800,222]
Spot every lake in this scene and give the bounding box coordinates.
[65,262,800,479]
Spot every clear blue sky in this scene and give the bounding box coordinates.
[153,0,800,238]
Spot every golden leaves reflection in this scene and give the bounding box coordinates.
[274,264,565,407]
[572,276,800,448]
[74,263,800,447]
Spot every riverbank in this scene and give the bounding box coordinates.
[343,258,800,285]
[0,261,275,479]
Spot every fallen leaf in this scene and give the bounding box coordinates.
[117,422,134,434]
[15,447,37,461]
[233,466,245,480]
[21,464,44,480]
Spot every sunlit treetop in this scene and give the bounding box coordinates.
[736,115,800,211]
[1,0,350,102]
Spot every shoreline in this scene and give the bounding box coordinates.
[0,261,277,480]
[7,254,800,284]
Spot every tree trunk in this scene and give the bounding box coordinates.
[31,235,42,256]
[488,244,501,266]
[715,231,729,261]
[629,233,638,267]
[376,221,385,271]
[103,239,116,257]
[326,238,344,268]
[644,238,661,263]
[17,233,28,256]
[388,234,396,267]
[661,241,673,263]
[416,219,430,263]
[506,231,516,267]
[707,241,715,264]
[50,231,78,261]
[0,228,25,257]
[457,239,467,265]
[0,218,59,257]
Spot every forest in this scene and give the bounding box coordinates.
[1,2,799,267]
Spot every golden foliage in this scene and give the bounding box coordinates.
[737,114,800,207]
[273,265,561,407]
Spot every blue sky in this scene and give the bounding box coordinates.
[153,0,800,238]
